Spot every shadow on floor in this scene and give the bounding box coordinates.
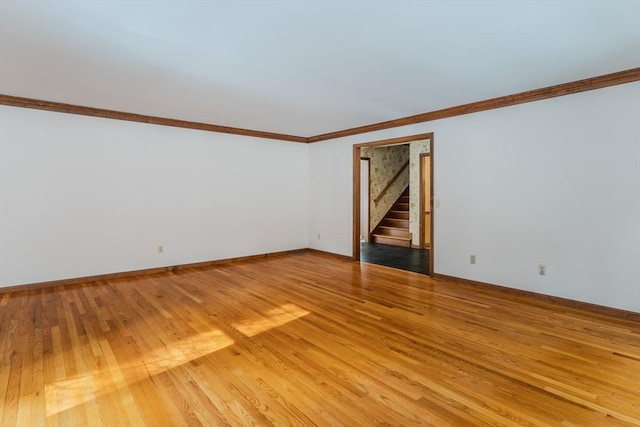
[360,242,430,275]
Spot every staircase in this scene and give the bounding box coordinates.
[371,188,412,247]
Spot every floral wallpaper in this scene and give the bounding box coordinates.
[361,144,410,232]
[409,139,431,246]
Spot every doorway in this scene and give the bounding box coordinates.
[353,133,434,275]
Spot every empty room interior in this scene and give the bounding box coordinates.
[1,1,639,426]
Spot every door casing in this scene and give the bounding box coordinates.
[352,132,434,275]
[419,153,433,250]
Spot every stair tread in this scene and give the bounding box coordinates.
[375,229,410,236]
[371,234,412,247]
[383,218,408,224]
[372,234,411,240]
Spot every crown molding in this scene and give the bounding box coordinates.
[0,94,307,143]
[1,67,638,144]
[307,67,640,142]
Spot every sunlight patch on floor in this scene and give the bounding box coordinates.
[231,303,310,337]
[45,303,310,419]
[45,328,234,418]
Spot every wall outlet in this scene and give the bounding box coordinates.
[538,264,546,276]
[435,199,441,208]
[317,233,321,239]
[470,255,476,264]
[158,245,164,254]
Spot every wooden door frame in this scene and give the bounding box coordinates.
[360,157,371,242]
[419,153,434,251]
[353,132,434,275]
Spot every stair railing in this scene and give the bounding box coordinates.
[373,162,409,203]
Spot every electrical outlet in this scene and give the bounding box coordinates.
[317,233,321,239]
[435,199,441,208]
[470,255,476,264]
[538,264,546,276]
[158,245,164,254]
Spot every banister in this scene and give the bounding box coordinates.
[373,162,409,203]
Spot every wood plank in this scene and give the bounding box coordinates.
[0,252,638,426]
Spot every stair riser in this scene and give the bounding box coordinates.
[387,212,409,220]
[382,219,409,228]
[376,228,411,238]
[394,203,409,211]
[372,235,412,247]
[373,226,411,239]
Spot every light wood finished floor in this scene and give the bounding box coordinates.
[1,252,639,426]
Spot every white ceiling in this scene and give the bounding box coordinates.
[1,0,639,137]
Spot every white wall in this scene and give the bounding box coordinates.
[308,82,640,312]
[0,106,309,286]
[307,138,353,253]
[2,83,638,313]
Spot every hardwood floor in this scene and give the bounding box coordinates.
[1,251,638,426]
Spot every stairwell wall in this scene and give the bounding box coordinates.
[361,144,410,232]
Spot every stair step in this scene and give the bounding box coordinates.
[387,211,409,220]
[371,234,412,247]
[370,186,411,247]
[376,226,411,238]
[381,218,409,228]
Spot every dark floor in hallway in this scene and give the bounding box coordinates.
[360,242,430,275]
